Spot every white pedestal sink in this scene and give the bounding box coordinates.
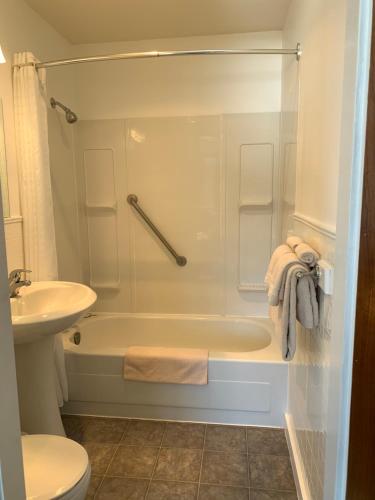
[11,281,97,436]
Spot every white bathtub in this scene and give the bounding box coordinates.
[62,314,288,426]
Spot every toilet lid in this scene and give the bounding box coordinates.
[22,435,89,500]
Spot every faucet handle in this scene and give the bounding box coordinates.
[8,269,32,281]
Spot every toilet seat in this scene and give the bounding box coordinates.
[22,434,89,500]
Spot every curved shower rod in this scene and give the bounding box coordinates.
[14,43,302,70]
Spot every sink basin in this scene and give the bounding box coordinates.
[11,281,97,344]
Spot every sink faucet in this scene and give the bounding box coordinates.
[8,269,32,298]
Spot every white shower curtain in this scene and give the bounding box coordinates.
[13,52,68,407]
[13,52,57,280]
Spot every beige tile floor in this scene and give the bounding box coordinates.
[62,415,297,500]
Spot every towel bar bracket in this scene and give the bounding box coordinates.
[296,265,321,280]
[296,260,334,296]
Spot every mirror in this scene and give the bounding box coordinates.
[0,99,9,217]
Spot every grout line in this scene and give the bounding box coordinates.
[92,475,105,499]
[249,486,298,493]
[75,416,296,498]
[246,427,251,500]
[93,422,130,499]
[105,475,199,484]
[196,424,208,499]
[202,448,248,455]
[199,480,252,487]
[144,422,167,499]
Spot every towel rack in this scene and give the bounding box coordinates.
[296,265,321,280]
[297,261,334,296]
[127,194,187,267]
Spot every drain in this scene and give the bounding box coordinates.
[73,330,81,345]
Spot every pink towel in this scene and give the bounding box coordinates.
[124,346,208,385]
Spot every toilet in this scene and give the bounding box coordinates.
[21,434,91,500]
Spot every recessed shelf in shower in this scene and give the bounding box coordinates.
[239,200,273,210]
[85,203,118,211]
[89,281,120,290]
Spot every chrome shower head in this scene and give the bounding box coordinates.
[50,97,78,124]
[65,109,78,123]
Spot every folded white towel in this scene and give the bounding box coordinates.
[286,235,303,250]
[295,243,320,266]
[265,244,291,286]
[266,250,304,306]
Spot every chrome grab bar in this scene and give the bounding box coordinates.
[127,194,187,267]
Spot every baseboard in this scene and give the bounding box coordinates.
[285,412,311,500]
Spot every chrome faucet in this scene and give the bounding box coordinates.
[8,269,32,298]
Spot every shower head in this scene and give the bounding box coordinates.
[50,97,78,124]
[65,109,78,124]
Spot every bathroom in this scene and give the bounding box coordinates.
[0,0,373,498]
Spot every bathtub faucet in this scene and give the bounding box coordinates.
[8,269,32,298]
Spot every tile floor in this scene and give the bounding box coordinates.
[62,415,298,500]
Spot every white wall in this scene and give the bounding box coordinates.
[324,1,372,498]
[0,0,78,276]
[281,1,345,497]
[282,1,370,500]
[73,31,282,119]
[75,112,280,316]
[48,110,82,282]
[287,2,346,232]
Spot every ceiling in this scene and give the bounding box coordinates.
[24,0,291,45]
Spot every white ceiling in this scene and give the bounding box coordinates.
[24,0,291,45]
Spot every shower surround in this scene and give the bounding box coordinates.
[74,113,280,316]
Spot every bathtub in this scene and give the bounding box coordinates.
[62,314,288,426]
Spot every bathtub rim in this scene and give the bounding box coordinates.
[64,312,282,363]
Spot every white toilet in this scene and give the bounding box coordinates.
[21,434,91,500]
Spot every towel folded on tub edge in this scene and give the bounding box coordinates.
[123,345,208,385]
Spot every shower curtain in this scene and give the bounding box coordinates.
[13,52,68,407]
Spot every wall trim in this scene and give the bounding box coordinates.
[285,412,311,500]
[4,216,22,225]
[293,212,336,240]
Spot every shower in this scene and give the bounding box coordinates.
[50,97,78,124]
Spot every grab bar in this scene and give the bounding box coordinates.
[127,194,187,267]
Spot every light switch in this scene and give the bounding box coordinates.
[317,259,334,295]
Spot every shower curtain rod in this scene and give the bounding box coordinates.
[14,43,302,69]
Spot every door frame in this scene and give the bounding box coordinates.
[0,209,25,498]
[346,2,375,498]
[322,1,372,498]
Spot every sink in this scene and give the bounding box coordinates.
[12,281,97,437]
[11,281,97,344]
